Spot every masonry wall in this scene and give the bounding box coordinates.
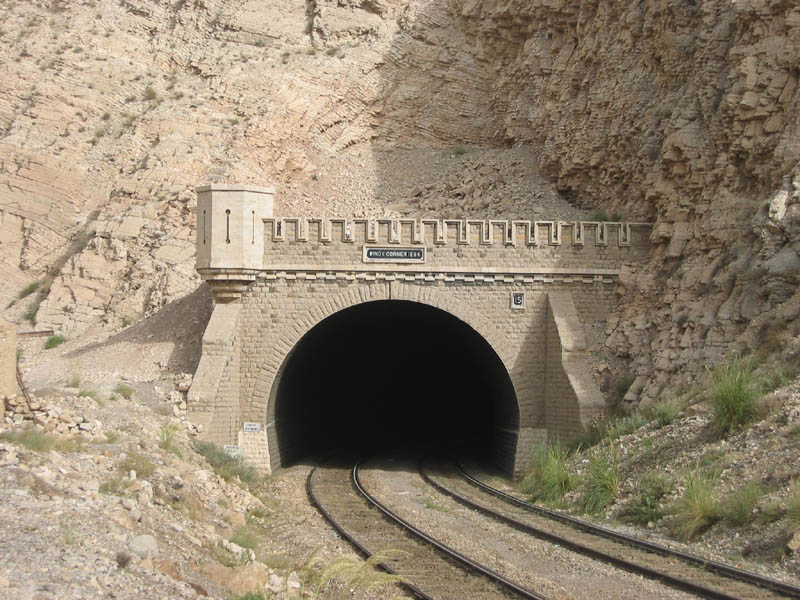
[230,276,617,474]
[261,218,651,274]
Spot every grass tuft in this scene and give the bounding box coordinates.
[0,429,83,453]
[709,356,759,434]
[788,480,800,527]
[158,423,182,457]
[303,549,406,598]
[23,296,41,325]
[620,471,672,525]
[580,446,620,514]
[607,412,648,441]
[670,468,721,540]
[722,481,762,526]
[18,280,40,299]
[520,443,574,504]
[194,441,258,485]
[117,452,156,478]
[44,335,66,349]
[114,383,133,399]
[231,527,260,550]
[644,400,680,428]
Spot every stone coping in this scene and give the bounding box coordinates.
[195,184,275,193]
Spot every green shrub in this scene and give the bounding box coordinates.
[114,383,134,399]
[722,481,762,526]
[194,441,258,485]
[44,335,66,349]
[620,472,672,525]
[644,400,680,428]
[117,452,156,478]
[671,468,721,540]
[519,443,574,504]
[0,429,54,452]
[580,447,620,514]
[143,86,158,101]
[758,364,797,393]
[709,356,759,434]
[18,281,40,299]
[158,424,182,457]
[231,527,260,550]
[23,296,41,325]
[569,421,608,453]
[99,475,127,495]
[607,412,648,441]
[67,371,82,388]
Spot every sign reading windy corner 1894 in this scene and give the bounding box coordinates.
[363,246,425,263]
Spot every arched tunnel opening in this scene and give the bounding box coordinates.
[272,300,519,472]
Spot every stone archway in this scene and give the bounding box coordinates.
[245,283,523,473]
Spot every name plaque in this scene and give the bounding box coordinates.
[223,445,241,458]
[243,422,261,433]
[363,246,425,263]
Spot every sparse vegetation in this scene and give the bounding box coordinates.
[143,86,158,101]
[709,356,759,434]
[99,475,128,495]
[231,527,260,550]
[607,412,648,441]
[158,423,182,457]
[117,452,156,478]
[423,499,451,512]
[722,481,762,526]
[67,370,82,388]
[299,549,405,599]
[44,335,66,349]
[580,446,620,514]
[18,281,40,299]
[520,442,574,504]
[24,296,41,325]
[114,383,134,399]
[78,386,103,406]
[620,471,672,525]
[788,480,800,527]
[452,145,467,156]
[194,441,258,485]
[670,468,721,540]
[643,399,680,428]
[0,429,83,453]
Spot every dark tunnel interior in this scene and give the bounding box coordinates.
[273,300,519,468]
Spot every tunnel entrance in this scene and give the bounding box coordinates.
[271,300,519,471]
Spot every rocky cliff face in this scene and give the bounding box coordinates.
[1,0,799,402]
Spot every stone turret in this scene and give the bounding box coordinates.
[195,184,274,302]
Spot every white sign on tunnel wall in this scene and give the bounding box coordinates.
[243,422,261,433]
[362,246,426,263]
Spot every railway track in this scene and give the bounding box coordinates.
[307,458,545,600]
[418,457,800,600]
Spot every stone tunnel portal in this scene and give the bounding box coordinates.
[271,300,519,472]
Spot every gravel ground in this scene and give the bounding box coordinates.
[359,456,697,600]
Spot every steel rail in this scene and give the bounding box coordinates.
[456,460,800,600]
[351,459,549,600]
[306,463,435,600]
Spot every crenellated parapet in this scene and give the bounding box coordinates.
[195,184,653,302]
[263,217,650,248]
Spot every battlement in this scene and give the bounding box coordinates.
[194,185,653,302]
[263,217,652,248]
